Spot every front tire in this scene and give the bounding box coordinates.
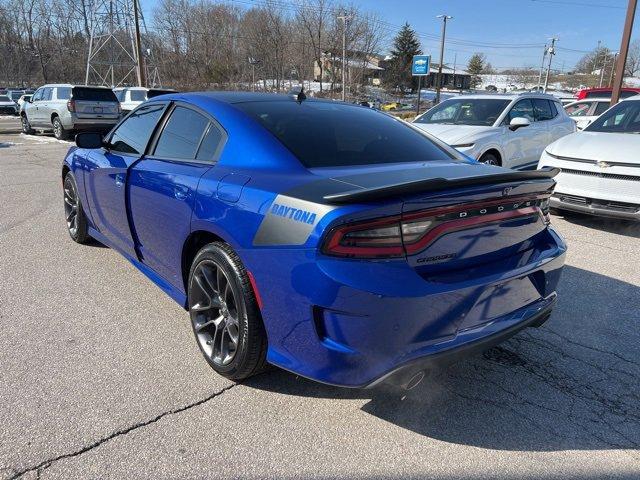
[188,242,267,381]
[63,173,90,244]
[479,151,501,166]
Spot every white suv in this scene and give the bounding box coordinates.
[413,93,576,170]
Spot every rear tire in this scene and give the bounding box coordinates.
[52,116,70,140]
[21,114,35,135]
[188,242,267,381]
[479,151,501,166]
[63,173,90,244]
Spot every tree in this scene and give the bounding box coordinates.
[467,53,486,88]
[626,39,640,77]
[384,22,421,92]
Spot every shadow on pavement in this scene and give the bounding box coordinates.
[246,265,640,452]
[552,210,640,238]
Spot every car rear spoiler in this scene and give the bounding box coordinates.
[322,167,560,204]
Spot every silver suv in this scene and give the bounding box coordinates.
[21,84,121,140]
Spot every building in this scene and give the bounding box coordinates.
[313,52,385,86]
[423,64,471,90]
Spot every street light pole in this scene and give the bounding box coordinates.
[133,0,146,87]
[338,12,352,102]
[611,0,638,105]
[543,38,557,93]
[435,14,452,104]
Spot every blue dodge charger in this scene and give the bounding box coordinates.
[62,92,566,389]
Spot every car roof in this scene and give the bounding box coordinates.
[38,84,113,89]
[446,92,560,101]
[184,91,311,104]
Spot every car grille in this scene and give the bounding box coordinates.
[553,193,640,213]
[547,151,639,168]
[560,168,640,182]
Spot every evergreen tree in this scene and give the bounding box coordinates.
[385,23,422,92]
[467,53,486,88]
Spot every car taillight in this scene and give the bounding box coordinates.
[67,99,75,112]
[322,195,548,259]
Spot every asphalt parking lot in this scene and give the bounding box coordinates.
[1,126,639,479]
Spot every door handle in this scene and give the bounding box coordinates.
[174,185,189,200]
[115,174,125,187]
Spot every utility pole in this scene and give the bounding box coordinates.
[537,44,547,91]
[611,0,637,105]
[133,0,145,87]
[599,52,608,87]
[435,14,452,104]
[338,12,352,102]
[543,38,557,93]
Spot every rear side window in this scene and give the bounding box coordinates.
[533,99,554,121]
[42,88,52,101]
[585,91,610,99]
[196,124,224,161]
[109,103,165,155]
[56,87,71,100]
[72,87,118,102]
[153,106,209,160]
[235,101,454,167]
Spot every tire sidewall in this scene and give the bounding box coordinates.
[53,117,64,140]
[21,115,32,134]
[63,172,89,243]
[480,152,501,166]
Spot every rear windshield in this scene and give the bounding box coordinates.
[235,101,455,168]
[585,90,638,99]
[72,87,117,102]
[147,89,176,98]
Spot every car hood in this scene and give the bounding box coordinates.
[412,123,494,145]
[547,131,640,164]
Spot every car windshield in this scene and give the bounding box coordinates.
[414,99,510,126]
[584,100,640,133]
[10,92,22,100]
[235,100,456,168]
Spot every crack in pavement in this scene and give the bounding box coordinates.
[7,383,237,480]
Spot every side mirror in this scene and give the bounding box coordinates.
[509,117,531,131]
[75,132,103,149]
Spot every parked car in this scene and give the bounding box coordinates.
[539,95,640,220]
[485,85,498,92]
[147,88,177,99]
[576,87,640,100]
[413,93,575,169]
[0,94,18,115]
[564,98,612,130]
[17,94,32,113]
[21,84,121,140]
[61,92,566,388]
[113,86,148,114]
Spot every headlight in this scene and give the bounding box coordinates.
[452,143,475,149]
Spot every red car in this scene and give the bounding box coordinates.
[576,87,640,100]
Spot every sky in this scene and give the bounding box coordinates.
[141,0,637,72]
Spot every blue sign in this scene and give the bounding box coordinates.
[412,55,430,76]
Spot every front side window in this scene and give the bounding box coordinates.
[236,100,456,168]
[108,103,165,154]
[32,89,43,102]
[153,106,209,160]
[507,99,535,123]
[533,99,554,121]
[585,100,640,133]
[415,99,510,126]
[130,90,147,102]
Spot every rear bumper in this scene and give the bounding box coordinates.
[551,194,640,220]
[368,297,555,389]
[63,115,120,130]
[245,227,567,388]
